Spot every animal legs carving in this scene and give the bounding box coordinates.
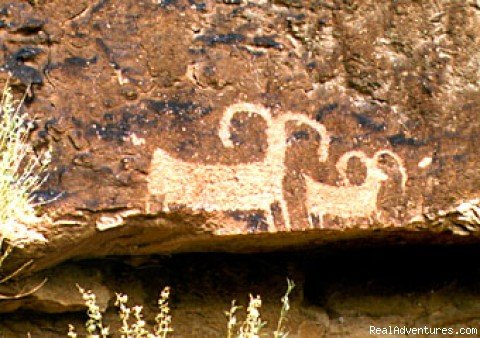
[304,149,407,228]
[148,103,331,232]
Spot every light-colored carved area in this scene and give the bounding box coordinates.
[147,103,330,232]
[304,150,408,228]
[147,102,410,232]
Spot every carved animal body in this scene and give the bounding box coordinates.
[148,103,330,232]
[304,150,407,228]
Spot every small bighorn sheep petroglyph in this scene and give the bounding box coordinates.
[304,150,407,228]
[147,102,330,232]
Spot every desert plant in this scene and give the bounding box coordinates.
[115,286,173,338]
[70,279,295,338]
[69,284,111,338]
[0,80,50,297]
[154,286,174,337]
[273,278,295,338]
[236,294,266,338]
[226,300,241,338]
[226,278,295,338]
[69,285,173,338]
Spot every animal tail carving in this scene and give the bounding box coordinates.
[218,103,273,148]
[373,150,408,191]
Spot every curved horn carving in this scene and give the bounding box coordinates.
[373,150,408,191]
[218,103,273,148]
[279,113,331,162]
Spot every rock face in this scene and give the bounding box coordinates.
[0,265,111,313]
[0,0,480,271]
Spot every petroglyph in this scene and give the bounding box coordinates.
[304,150,408,228]
[148,101,408,232]
[147,103,330,232]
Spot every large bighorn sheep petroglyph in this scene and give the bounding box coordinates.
[304,150,407,228]
[147,102,330,232]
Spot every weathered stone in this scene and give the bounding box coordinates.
[298,307,329,338]
[0,265,111,313]
[0,0,478,275]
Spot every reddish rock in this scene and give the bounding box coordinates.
[0,0,479,274]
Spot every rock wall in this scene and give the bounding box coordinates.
[0,0,480,270]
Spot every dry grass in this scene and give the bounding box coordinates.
[0,80,50,296]
[0,81,49,246]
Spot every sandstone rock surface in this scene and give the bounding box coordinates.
[0,0,479,274]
